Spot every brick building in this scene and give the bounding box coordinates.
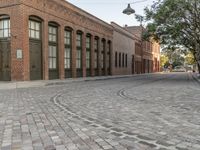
[111,22,135,75]
[0,0,160,81]
[125,26,160,74]
[0,0,113,81]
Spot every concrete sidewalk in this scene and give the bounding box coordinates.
[191,73,200,84]
[0,74,137,90]
[1,72,198,90]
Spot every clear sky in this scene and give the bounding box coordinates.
[67,0,155,27]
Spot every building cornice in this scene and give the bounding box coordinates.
[111,22,141,42]
[58,0,112,29]
[20,0,113,37]
[0,0,21,9]
[0,0,113,38]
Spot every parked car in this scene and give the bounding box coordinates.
[173,66,186,72]
[185,67,193,72]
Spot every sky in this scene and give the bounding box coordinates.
[67,0,155,27]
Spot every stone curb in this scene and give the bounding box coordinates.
[0,73,158,90]
[191,73,200,84]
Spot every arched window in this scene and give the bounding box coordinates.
[101,39,106,72]
[86,34,91,69]
[94,37,99,70]
[115,52,118,67]
[107,41,111,71]
[76,31,83,77]
[0,15,10,38]
[29,16,43,80]
[48,22,59,79]
[64,28,72,69]
[76,31,82,69]
[0,15,11,81]
[48,24,58,69]
[94,37,99,76]
[29,20,41,39]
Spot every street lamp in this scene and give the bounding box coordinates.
[122,4,135,15]
[122,0,147,15]
[122,0,147,73]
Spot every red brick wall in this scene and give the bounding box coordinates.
[0,0,113,81]
[111,23,135,75]
[0,0,160,81]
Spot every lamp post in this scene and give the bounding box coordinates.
[122,3,135,15]
[122,0,147,16]
[123,1,146,73]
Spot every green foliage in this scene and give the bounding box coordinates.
[171,54,185,68]
[135,14,144,24]
[144,0,200,67]
[185,52,196,65]
[160,54,169,67]
[161,48,186,68]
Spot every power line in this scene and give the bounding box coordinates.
[130,0,148,4]
[68,0,148,5]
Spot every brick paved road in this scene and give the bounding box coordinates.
[0,73,200,150]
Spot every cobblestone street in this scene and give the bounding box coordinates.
[0,73,200,150]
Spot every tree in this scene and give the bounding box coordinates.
[143,0,200,73]
[185,52,196,65]
[171,53,185,68]
[161,49,185,69]
[160,54,169,68]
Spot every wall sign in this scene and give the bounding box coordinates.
[16,49,23,59]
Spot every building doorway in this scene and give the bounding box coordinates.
[132,55,135,74]
[0,41,10,81]
[0,16,11,81]
[64,28,72,78]
[48,23,59,80]
[29,18,42,80]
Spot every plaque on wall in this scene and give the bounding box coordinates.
[16,49,23,59]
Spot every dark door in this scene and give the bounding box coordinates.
[101,52,105,76]
[76,69,82,78]
[86,69,91,77]
[30,41,42,80]
[0,41,11,81]
[143,59,146,73]
[65,69,72,78]
[132,55,135,74]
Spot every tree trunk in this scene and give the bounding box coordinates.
[194,45,200,74]
[198,63,200,74]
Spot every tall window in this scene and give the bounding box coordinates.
[49,46,57,69]
[107,42,111,70]
[76,33,82,69]
[86,36,91,69]
[49,26,57,42]
[94,38,98,69]
[29,20,40,39]
[115,52,118,67]
[125,54,128,67]
[101,40,105,69]
[119,53,121,67]
[0,18,10,38]
[48,25,58,69]
[64,30,72,69]
[122,53,125,67]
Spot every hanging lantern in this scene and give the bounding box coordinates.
[122,4,135,15]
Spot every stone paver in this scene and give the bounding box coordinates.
[0,73,200,150]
